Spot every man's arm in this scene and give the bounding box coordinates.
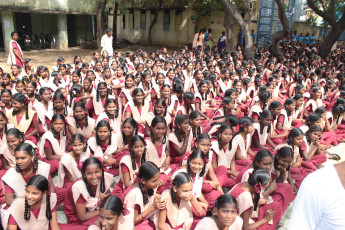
[288,174,322,230]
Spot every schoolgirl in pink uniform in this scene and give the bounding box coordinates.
[67,101,95,140]
[39,113,68,174]
[229,168,282,230]
[121,162,165,230]
[5,175,59,230]
[63,157,113,227]
[7,93,39,146]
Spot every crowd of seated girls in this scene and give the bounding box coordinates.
[0,41,344,230]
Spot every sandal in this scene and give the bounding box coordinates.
[327,153,341,161]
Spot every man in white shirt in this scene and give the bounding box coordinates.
[288,161,345,230]
[101,29,113,58]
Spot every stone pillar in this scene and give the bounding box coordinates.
[57,14,68,50]
[1,11,15,53]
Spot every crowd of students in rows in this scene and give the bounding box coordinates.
[0,40,344,230]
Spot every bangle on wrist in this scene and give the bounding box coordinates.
[269,187,273,192]
[195,207,202,213]
[140,213,145,220]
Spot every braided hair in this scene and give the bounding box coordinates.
[183,92,194,114]
[284,98,295,117]
[12,93,29,119]
[95,120,113,146]
[52,91,68,116]
[81,157,105,197]
[222,97,233,115]
[171,172,192,203]
[73,101,89,128]
[24,175,52,221]
[122,118,138,146]
[67,133,88,153]
[248,169,271,211]
[15,142,38,173]
[258,90,271,111]
[172,78,184,104]
[287,128,304,151]
[104,98,119,119]
[189,111,202,138]
[259,110,272,134]
[186,150,206,177]
[69,84,83,107]
[268,100,282,121]
[198,79,209,101]
[150,116,167,145]
[37,87,51,102]
[129,135,147,171]
[305,125,322,144]
[138,162,160,205]
[174,114,189,142]
[230,117,253,151]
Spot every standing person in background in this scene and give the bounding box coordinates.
[7,32,24,69]
[101,29,113,59]
[237,29,243,48]
[204,29,214,48]
[251,29,256,43]
[288,161,345,230]
[193,28,206,50]
[291,31,298,43]
[217,31,226,51]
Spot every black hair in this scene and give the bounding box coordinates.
[183,92,195,114]
[253,149,273,170]
[306,112,321,127]
[95,120,112,145]
[69,84,83,107]
[81,157,105,197]
[12,93,29,119]
[174,114,189,142]
[122,118,138,146]
[189,110,202,138]
[105,98,119,119]
[230,117,253,150]
[248,169,271,211]
[315,107,326,116]
[52,91,68,116]
[138,162,160,205]
[259,110,273,134]
[150,116,167,144]
[132,88,145,106]
[258,90,271,110]
[99,195,124,217]
[69,133,88,153]
[268,101,282,120]
[25,175,51,221]
[284,98,295,117]
[129,135,147,170]
[306,125,323,144]
[51,113,67,139]
[187,149,206,177]
[217,123,233,151]
[171,172,192,203]
[287,128,304,149]
[0,111,8,134]
[73,101,88,128]
[153,98,167,117]
[15,142,38,173]
[274,146,293,172]
[214,194,238,210]
[96,82,109,102]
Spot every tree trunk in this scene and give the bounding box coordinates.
[218,0,254,58]
[323,22,328,39]
[148,0,163,45]
[319,23,345,58]
[271,0,290,57]
[223,8,235,51]
[96,0,107,48]
[113,2,118,43]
